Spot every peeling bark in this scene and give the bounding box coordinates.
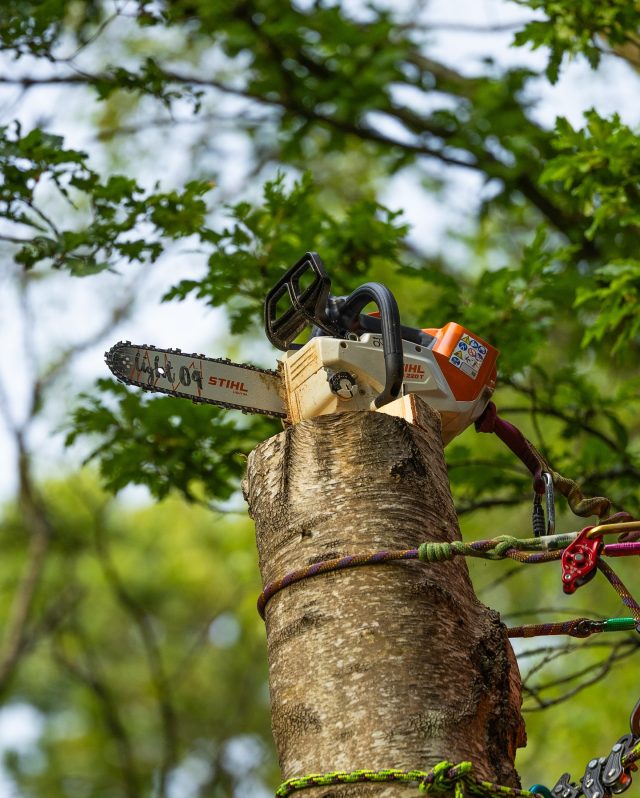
[244,401,525,796]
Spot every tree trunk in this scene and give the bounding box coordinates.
[243,399,525,796]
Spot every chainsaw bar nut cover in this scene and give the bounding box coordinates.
[329,371,358,399]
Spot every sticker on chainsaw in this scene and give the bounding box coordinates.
[449,334,488,379]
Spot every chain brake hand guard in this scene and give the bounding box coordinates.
[264,252,339,351]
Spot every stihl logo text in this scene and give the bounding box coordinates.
[404,363,425,379]
[208,376,248,395]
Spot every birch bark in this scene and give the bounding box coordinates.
[244,400,525,796]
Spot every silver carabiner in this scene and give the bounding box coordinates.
[532,472,555,537]
[542,472,555,536]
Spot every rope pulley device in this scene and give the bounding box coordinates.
[561,526,604,594]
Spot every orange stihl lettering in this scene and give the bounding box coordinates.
[208,375,248,394]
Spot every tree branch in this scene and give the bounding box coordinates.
[498,400,625,456]
[522,639,638,711]
[0,234,35,244]
[0,433,52,693]
[53,632,142,798]
[426,22,529,33]
[456,494,529,515]
[93,513,179,798]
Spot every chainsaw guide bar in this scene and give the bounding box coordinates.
[105,341,286,419]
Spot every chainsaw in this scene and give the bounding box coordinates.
[105,252,499,445]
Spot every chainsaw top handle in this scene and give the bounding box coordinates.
[264,252,405,409]
[333,283,404,407]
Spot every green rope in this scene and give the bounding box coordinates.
[624,738,640,766]
[275,745,640,797]
[415,532,584,563]
[418,541,462,562]
[418,532,578,562]
[276,761,535,798]
[274,739,640,796]
[489,536,529,559]
[418,535,536,563]
[423,761,474,798]
[276,749,640,797]
[275,768,426,796]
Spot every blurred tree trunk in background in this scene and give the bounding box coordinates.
[245,401,525,793]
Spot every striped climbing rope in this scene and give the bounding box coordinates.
[258,548,417,617]
[257,530,640,619]
[597,560,640,621]
[275,741,640,796]
[506,616,639,639]
[276,760,533,798]
[506,562,640,634]
[625,737,640,767]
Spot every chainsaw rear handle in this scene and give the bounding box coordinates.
[264,252,339,351]
[356,313,435,348]
[335,283,404,407]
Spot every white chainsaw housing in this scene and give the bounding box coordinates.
[280,334,494,444]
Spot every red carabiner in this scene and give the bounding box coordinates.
[561,526,603,595]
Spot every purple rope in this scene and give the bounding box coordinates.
[257,536,640,619]
[604,542,640,557]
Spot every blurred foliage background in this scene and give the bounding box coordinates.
[1,0,640,796]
